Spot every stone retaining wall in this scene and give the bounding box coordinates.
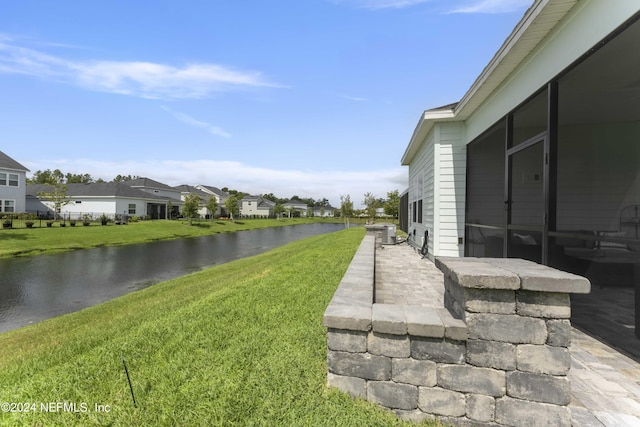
[323,235,590,426]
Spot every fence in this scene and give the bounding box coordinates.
[0,212,141,229]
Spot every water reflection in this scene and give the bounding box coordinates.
[0,223,345,332]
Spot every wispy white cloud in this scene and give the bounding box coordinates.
[27,158,406,208]
[338,94,368,102]
[448,0,532,14]
[333,0,432,10]
[160,106,231,138]
[0,34,282,99]
[72,62,280,99]
[332,0,530,13]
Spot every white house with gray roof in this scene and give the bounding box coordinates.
[122,177,182,219]
[194,185,229,217]
[240,195,275,218]
[311,205,335,218]
[283,200,309,217]
[174,184,219,218]
[26,182,171,219]
[195,185,228,204]
[0,151,29,213]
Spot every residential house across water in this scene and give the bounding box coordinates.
[26,182,172,220]
[0,150,29,214]
[240,195,275,218]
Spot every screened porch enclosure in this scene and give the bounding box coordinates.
[464,15,640,357]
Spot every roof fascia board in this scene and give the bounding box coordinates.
[402,0,581,166]
[401,108,456,165]
[455,0,577,119]
[0,166,29,173]
[464,0,640,143]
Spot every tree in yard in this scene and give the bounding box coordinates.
[167,200,175,219]
[384,189,400,219]
[37,183,72,220]
[65,173,94,184]
[182,194,202,225]
[363,192,379,223]
[340,194,354,228]
[262,193,287,205]
[113,174,139,182]
[273,203,285,219]
[28,169,104,184]
[205,196,219,220]
[315,198,330,207]
[29,169,65,185]
[225,195,240,221]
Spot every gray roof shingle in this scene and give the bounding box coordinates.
[0,150,29,172]
[124,177,176,191]
[27,182,168,200]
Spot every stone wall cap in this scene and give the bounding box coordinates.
[404,306,445,338]
[436,257,591,294]
[483,258,591,294]
[436,257,520,290]
[435,308,468,341]
[372,303,407,335]
[323,304,371,331]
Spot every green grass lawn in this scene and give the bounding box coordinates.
[0,217,346,258]
[0,228,437,426]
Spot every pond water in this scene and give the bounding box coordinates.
[0,222,347,333]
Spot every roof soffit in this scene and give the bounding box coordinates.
[401,107,456,165]
[402,0,578,166]
[454,0,578,119]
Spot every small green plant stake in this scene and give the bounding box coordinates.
[121,351,137,408]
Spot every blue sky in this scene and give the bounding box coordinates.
[0,0,531,207]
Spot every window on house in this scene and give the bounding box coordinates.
[128,204,136,215]
[8,174,18,187]
[2,200,15,212]
[0,173,6,186]
[418,200,423,224]
[413,201,417,223]
[408,203,413,225]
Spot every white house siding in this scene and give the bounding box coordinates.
[115,200,147,217]
[407,122,466,258]
[408,130,434,252]
[284,203,308,217]
[0,169,27,213]
[434,123,466,257]
[52,198,148,218]
[465,1,640,144]
[241,200,271,217]
[135,187,181,201]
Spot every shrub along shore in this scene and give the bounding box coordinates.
[0,228,436,426]
[0,217,352,258]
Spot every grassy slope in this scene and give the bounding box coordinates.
[0,228,435,426]
[0,218,344,258]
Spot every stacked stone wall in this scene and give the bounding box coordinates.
[323,236,590,426]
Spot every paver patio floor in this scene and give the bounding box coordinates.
[375,242,640,426]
